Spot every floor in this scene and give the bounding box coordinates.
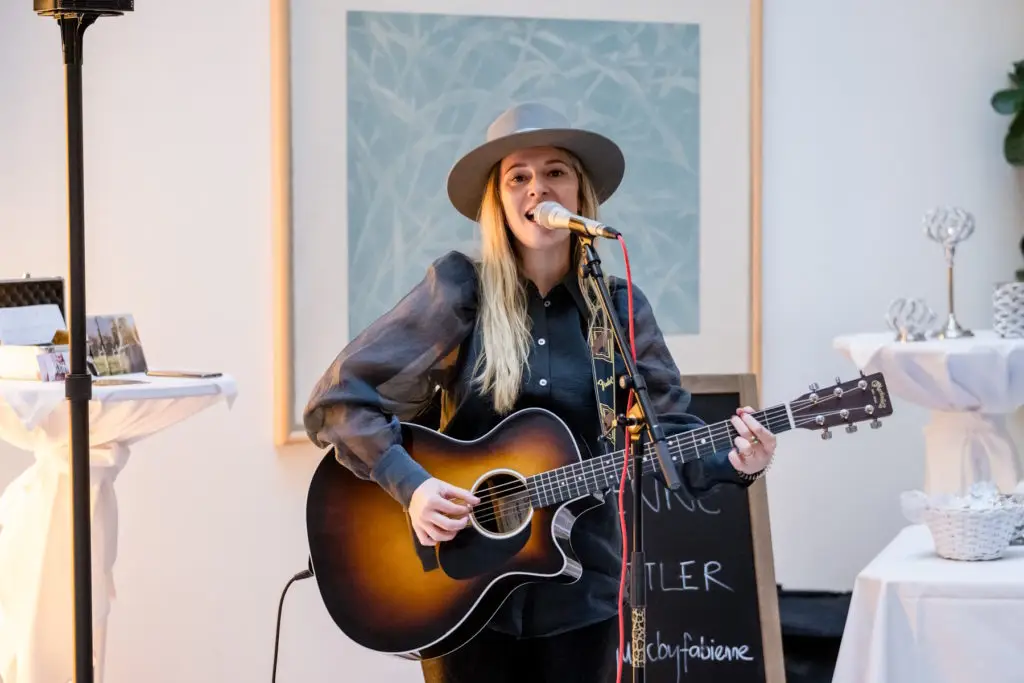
[778,588,853,683]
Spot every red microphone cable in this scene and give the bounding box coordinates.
[614,234,637,683]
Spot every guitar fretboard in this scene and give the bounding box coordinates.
[526,404,793,508]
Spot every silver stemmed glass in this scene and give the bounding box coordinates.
[923,206,975,339]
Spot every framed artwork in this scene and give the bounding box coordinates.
[272,0,762,446]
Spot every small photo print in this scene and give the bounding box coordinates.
[86,313,148,376]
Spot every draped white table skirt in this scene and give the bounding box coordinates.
[0,373,237,683]
[833,524,1024,683]
[834,331,1024,494]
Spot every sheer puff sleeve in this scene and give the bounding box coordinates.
[610,278,751,497]
[303,251,479,508]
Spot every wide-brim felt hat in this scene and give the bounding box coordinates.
[447,102,625,222]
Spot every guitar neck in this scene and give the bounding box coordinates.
[527,403,794,508]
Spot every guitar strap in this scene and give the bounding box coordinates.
[585,281,620,456]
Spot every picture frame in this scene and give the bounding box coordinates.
[271,0,763,446]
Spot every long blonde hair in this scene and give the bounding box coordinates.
[472,150,609,414]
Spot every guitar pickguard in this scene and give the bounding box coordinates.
[436,522,531,580]
[408,513,441,573]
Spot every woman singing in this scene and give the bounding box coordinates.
[303,102,776,683]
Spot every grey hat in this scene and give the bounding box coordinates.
[446,102,625,221]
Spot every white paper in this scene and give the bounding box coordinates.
[0,305,66,346]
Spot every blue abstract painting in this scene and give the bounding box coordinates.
[346,11,700,336]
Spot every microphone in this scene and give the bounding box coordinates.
[529,201,621,239]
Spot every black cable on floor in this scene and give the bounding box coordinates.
[272,560,314,683]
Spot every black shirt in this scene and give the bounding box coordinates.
[303,250,750,639]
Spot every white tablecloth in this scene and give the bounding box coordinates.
[833,524,1024,683]
[834,331,1024,494]
[0,373,237,683]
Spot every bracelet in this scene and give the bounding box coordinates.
[737,451,776,482]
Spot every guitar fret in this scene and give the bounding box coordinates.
[587,459,601,490]
[527,403,796,509]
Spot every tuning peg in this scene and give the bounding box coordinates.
[809,382,820,391]
[870,419,882,429]
[821,427,832,440]
[835,376,841,384]
[845,424,858,434]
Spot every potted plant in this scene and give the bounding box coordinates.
[991,62,1024,337]
[991,60,1024,165]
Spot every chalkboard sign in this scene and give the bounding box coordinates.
[615,373,784,683]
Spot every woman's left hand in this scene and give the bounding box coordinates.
[728,406,776,475]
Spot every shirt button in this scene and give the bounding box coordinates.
[539,378,548,387]
[537,338,546,346]
[543,300,551,308]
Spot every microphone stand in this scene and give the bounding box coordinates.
[32,3,133,682]
[577,236,681,683]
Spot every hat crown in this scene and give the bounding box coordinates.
[486,102,570,142]
[447,101,624,221]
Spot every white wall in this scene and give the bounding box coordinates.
[0,1,1022,682]
[761,0,1024,590]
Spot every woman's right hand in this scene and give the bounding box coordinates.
[408,477,481,546]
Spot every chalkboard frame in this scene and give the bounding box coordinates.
[679,372,784,683]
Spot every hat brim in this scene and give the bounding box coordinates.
[446,128,625,222]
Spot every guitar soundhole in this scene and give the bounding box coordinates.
[470,469,532,539]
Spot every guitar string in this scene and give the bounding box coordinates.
[465,408,795,528]
[460,388,861,512]
[468,405,860,529]
[452,405,788,512]
[458,392,843,509]
[461,391,859,517]
[467,405,861,528]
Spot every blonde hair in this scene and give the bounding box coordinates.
[473,151,609,414]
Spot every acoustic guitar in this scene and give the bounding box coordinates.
[305,372,892,660]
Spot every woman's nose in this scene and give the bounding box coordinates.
[529,177,550,196]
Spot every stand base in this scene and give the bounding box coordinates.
[930,313,974,340]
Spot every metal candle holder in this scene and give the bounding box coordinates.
[886,297,937,342]
[923,206,975,339]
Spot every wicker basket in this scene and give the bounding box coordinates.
[923,506,1024,560]
[993,281,1024,338]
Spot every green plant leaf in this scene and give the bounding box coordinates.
[993,88,1024,114]
[1005,113,1024,165]
[1013,60,1024,85]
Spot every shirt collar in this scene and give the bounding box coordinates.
[521,268,592,319]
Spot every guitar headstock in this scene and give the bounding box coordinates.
[789,372,893,439]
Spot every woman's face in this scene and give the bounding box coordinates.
[498,146,579,253]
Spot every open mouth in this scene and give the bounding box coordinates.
[524,209,537,223]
